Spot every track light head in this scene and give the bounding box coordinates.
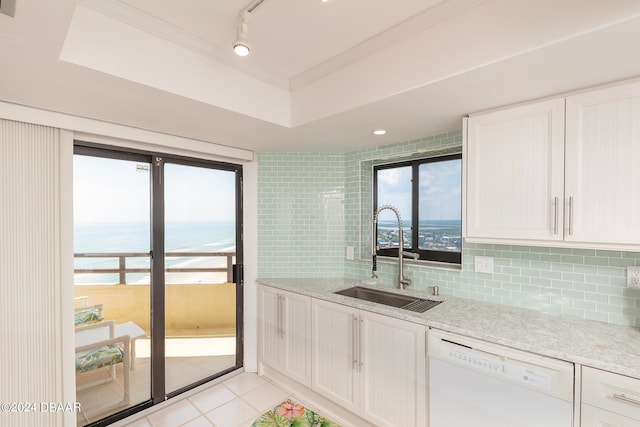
[233,10,251,57]
[233,38,250,56]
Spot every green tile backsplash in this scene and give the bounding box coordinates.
[258,132,640,326]
[258,152,346,277]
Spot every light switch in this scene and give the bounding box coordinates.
[346,246,354,261]
[475,256,494,273]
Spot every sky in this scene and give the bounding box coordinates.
[377,158,461,222]
[73,155,236,223]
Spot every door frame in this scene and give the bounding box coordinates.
[73,142,244,423]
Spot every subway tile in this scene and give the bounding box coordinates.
[572,248,596,256]
[530,277,551,287]
[573,264,599,274]
[551,263,574,272]
[561,272,585,282]
[583,275,610,285]
[529,246,551,254]
[511,260,532,268]
[609,257,636,267]
[540,270,562,280]
[511,275,531,285]
[597,266,625,277]
[573,282,598,293]
[561,290,585,300]
[259,131,640,327]
[584,256,609,266]
[561,255,584,264]
[520,253,541,261]
[596,250,623,258]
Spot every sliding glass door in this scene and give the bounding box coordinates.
[73,149,153,426]
[73,145,243,425]
[163,161,241,394]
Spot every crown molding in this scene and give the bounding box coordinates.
[289,0,487,91]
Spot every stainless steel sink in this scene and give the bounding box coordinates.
[334,286,442,313]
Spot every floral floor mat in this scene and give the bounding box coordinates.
[252,399,341,427]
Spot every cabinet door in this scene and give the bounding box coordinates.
[465,99,565,242]
[281,290,312,387]
[582,366,640,421]
[311,299,359,413]
[565,82,640,246]
[258,285,280,369]
[359,311,426,427]
[582,405,640,427]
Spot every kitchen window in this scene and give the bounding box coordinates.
[373,154,462,264]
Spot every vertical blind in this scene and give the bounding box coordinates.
[0,118,64,426]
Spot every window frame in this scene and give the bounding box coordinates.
[373,153,462,265]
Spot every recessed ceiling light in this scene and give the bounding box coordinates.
[373,129,387,135]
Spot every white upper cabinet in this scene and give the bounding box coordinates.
[465,80,640,250]
[565,82,640,246]
[465,99,565,242]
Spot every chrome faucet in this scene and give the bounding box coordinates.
[372,204,419,290]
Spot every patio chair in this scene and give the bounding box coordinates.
[75,320,131,411]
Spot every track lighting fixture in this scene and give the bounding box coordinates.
[232,0,267,57]
[233,10,251,57]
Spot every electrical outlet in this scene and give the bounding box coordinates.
[627,266,640,289]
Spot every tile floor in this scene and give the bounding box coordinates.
[123,373,301,427]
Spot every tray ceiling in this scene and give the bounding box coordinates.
[2,0,640,151]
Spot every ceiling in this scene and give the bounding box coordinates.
[1,0,640,153]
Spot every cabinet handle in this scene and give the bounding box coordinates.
[568,196,574,235]
[276,295,280,338]
[613,393,640,407]
[359,318,363,371]
[280,296,286,339]
[352,315,359,370]
[553,197,559,235]
[277,295,283,338]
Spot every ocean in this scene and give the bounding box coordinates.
[74,221,236,285]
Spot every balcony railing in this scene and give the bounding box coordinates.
[74,251,235,284]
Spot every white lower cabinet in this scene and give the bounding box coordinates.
[581,405,640,427]
[311,298,426,427]
[258,285,312,387]
[581,366,640,427]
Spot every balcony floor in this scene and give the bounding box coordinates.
[77,337,236,425]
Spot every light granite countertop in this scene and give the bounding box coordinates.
[257,277,640,380]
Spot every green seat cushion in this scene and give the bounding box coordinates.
[75,344,123,373]
[74,308,102,326]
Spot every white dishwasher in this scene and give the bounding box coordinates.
[429,329,574,427]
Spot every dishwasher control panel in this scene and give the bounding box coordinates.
[442,342,553,391]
